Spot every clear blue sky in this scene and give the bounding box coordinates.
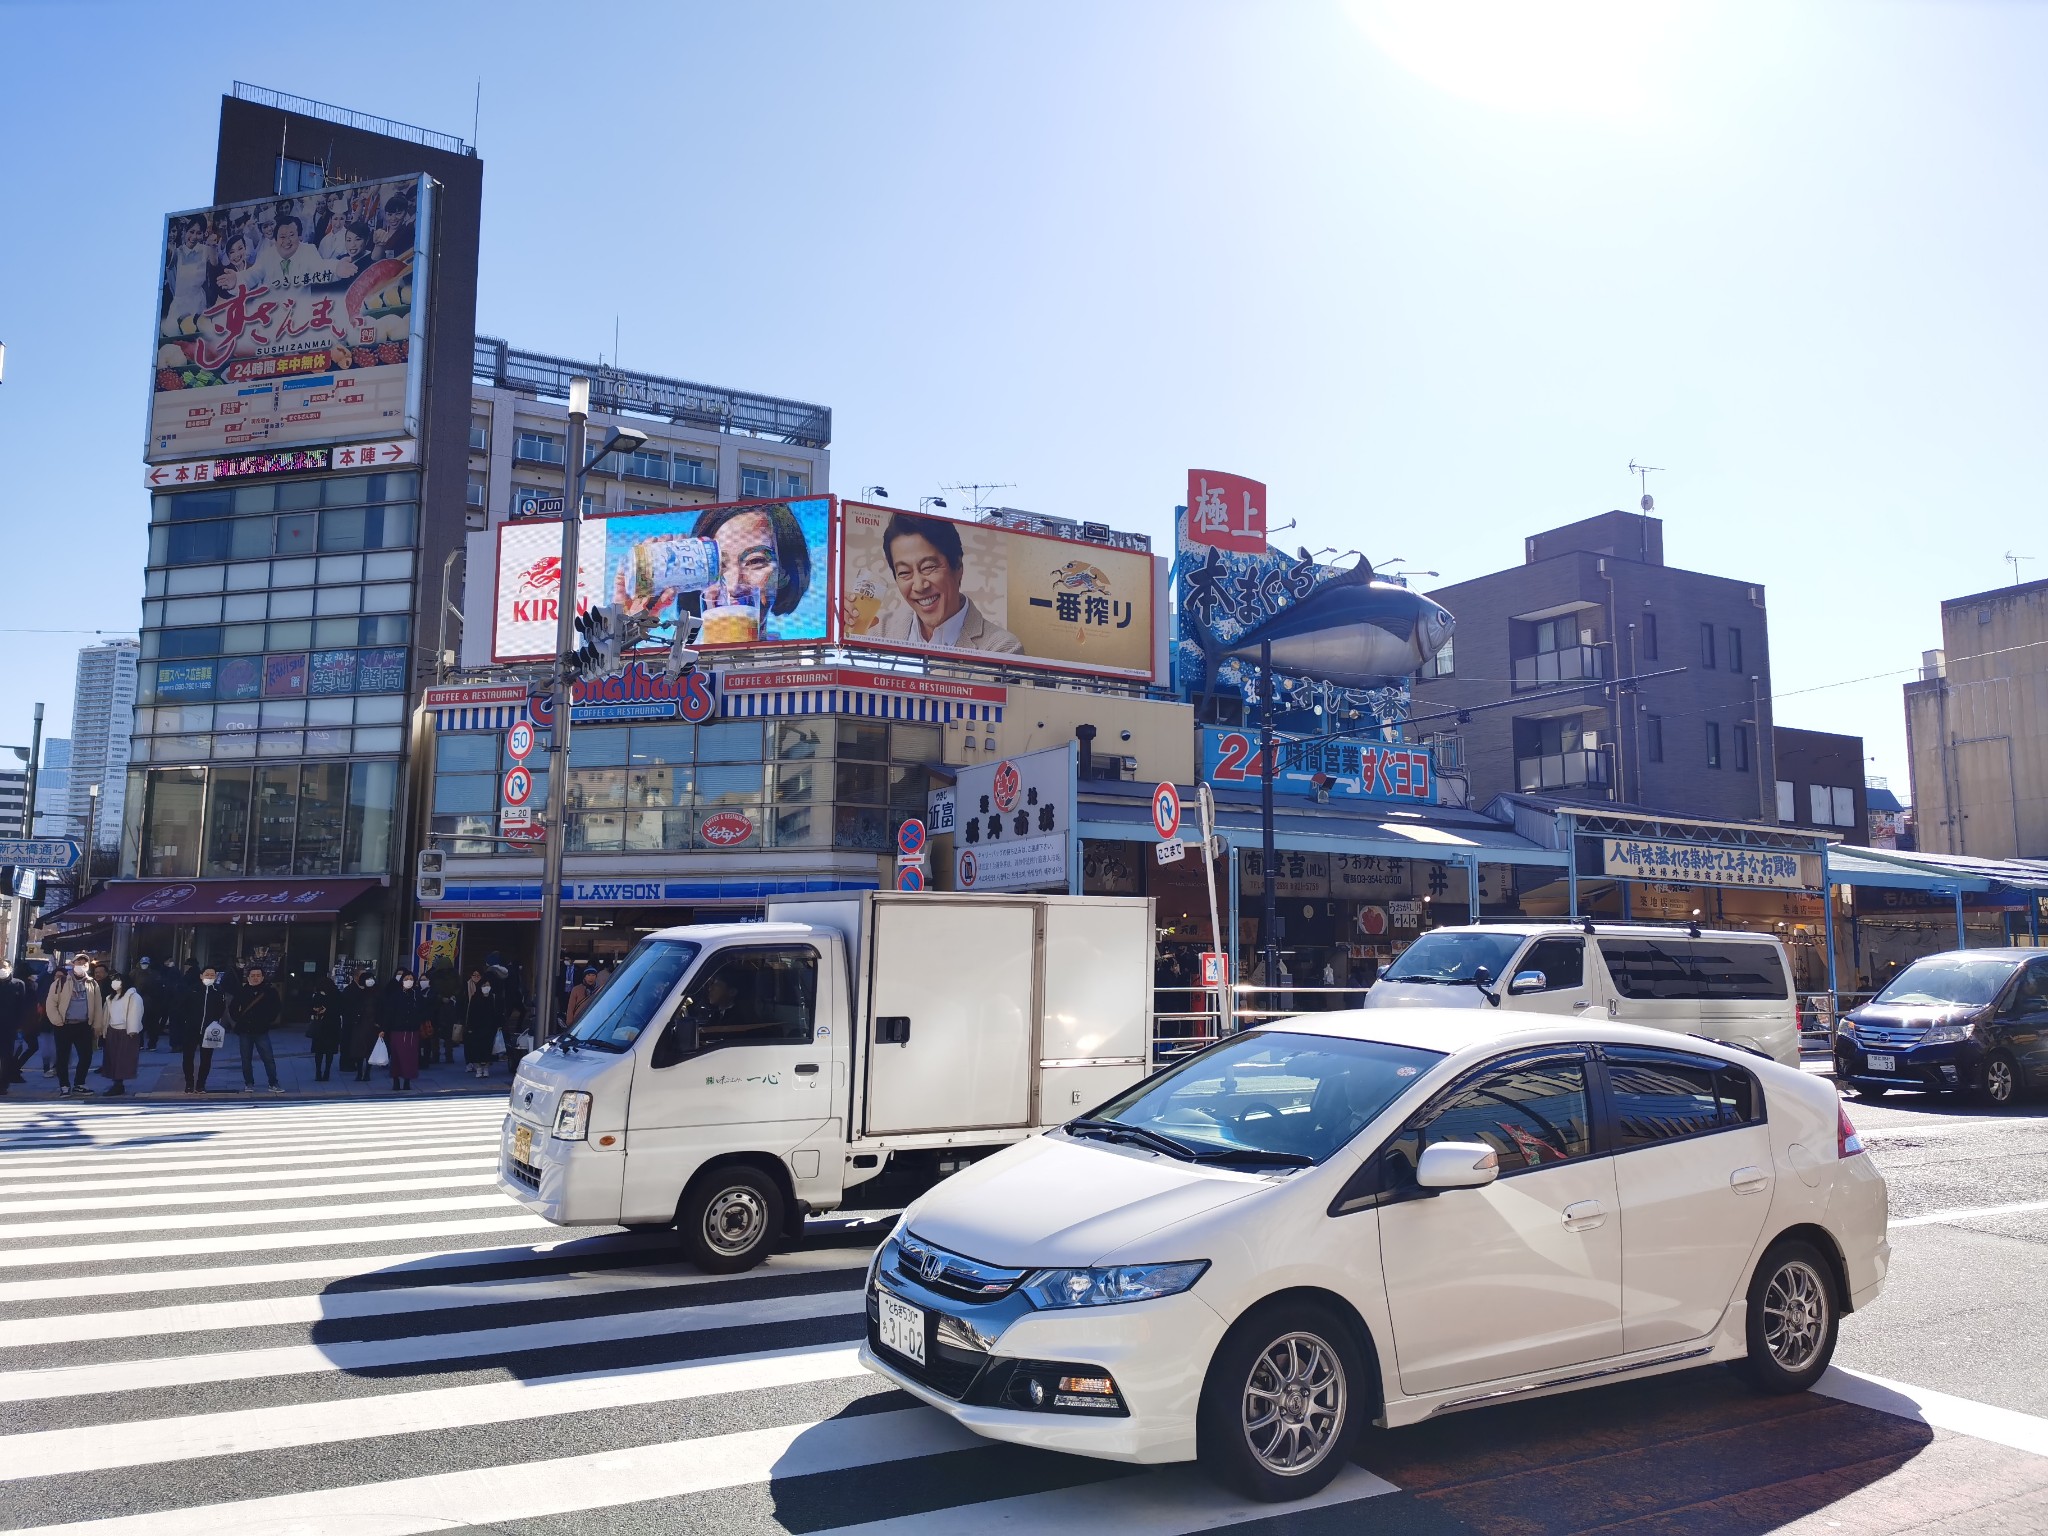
[3,1,2041,794]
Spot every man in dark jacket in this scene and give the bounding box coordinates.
[0,962,29,1091]
[234,966,284,1093]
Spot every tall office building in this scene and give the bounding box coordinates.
[33,740,70,838]
[0,772,25,839]
[67,640,139,857]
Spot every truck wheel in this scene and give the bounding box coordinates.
[679,1166,783,1274]
[1197,1301,1363,1503]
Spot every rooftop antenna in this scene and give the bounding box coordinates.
[1628,459,1664,513]
[2005,551,2033,585]
[472,80,481,148]
[939,482,1016,514]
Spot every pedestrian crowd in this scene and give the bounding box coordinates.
[0,950,534,1098]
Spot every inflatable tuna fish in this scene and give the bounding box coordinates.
[1196,555,1455,695]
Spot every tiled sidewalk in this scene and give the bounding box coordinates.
[8,1036,511,1101]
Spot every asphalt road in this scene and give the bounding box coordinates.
[0,1086,2043,1534]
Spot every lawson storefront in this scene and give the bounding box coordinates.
[419,663,1004,984]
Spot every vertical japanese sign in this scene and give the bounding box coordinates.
[148,174,431,461]
[952,744,1076,892]
[1186,470,1266,555]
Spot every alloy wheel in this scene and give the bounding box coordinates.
[1761,1258,1828,1372]
[703,1187,768,1256]
[1241,1331,1347,1476]
[1986,1058,2016,1105]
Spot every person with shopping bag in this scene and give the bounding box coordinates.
[377,970,424,1090]
[45,958,105,1097]
[190,967,231,1093]
[346,971,382,1082]
[100,972,145,1097]
[463,973,503,1078]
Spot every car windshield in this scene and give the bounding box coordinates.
[1384,931,1526,985]
[1872,954,2018,1009]
[1078,1030,1444,1166]
[565,939,700,1051]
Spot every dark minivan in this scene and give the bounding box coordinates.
[1836,948,2048,1105]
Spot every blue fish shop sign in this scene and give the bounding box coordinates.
[1602,838,1818,890]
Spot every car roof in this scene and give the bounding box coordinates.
[1249,1006,1783,1072]
[1410,923,1786,944]
[643,921,819,945]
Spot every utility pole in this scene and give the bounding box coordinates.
[15,704,42,968]
[1259,641,1279,1007]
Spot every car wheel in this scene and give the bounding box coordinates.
[1731,1239,1838,1394]
[677,1166,783,1274]
[1198,1302,1363,1503]
[1978,1051,2021,1108]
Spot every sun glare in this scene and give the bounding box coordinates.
[1346,0,1683,120]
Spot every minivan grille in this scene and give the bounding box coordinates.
[1853,1024,1926,1050]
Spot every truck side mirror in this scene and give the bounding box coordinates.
[1507,970,1548,996]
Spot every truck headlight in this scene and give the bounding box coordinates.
[552,1091,592,1141]
[1021,1261,1209,1310]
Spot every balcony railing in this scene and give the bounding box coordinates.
[673,461,716,490]
[1517,749,1611,792]
[514,436,565,466]
[1512,644,1605,691]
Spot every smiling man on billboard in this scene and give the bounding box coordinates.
[879,512,1023,654]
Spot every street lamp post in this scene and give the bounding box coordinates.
[83,784,100,893]
[12,704,42,969]
[532,378,646,1049]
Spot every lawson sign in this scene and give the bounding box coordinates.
[1200,728,1432,804]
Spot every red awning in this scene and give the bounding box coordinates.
[60,878,385,925]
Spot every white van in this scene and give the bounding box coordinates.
[1361,922,1801,1067]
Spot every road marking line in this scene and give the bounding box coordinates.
[0,1342,872,1479]
[0,1287,865,1402]
[2,1406,977,1536]
[0,1104,506,1137]
[1862,1118,2036,1140]
[810,1464,1397,1535]
[0,1156,501,1196]
[0,1251,870,1348]
[1892,1197,2048,1228]
[0,1193,516,1241]
[0,1173,502,1216]
[0,1214,554,1271]
[1818,1366,2048,1459]
[0,1136,499,1176]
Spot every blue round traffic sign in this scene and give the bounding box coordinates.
[896,862,926,892]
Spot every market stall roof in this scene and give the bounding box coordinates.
[1826,846,2048,894]
[1076,782,1566,867]
[59,878,386,924]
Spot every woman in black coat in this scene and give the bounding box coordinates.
[463,976,504,1078]
[344,972,381,1082]
[378,972,426,1090]
[306,989,342,1082]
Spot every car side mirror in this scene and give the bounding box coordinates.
[1507,970,1548,996]
[1417,1140,1500,1190]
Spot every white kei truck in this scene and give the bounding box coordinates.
[498,891,1158,1272]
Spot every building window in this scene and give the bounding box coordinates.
[1419,636,1454,679]
[1642,611,1658,660]
[674,456,715,490]
[1733,724,1750,771]
[465,471,487,509]
[1705,721,1721,769]
[1776,780,1795,822]
[274,155,325,194]
[1832,785,1855,826]
[739,466,773,498]
[624,449,668,480]
[1699,623,1716,669]
[782,471,809,497]
[469,421,489,452]
[1727,627,1743,673]
[515,431,565,465]
[1645,713,1664,763]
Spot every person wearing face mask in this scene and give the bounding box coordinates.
[101,973,144,1097]
[305,974,342,1083]
[187,967,231,1093]
[346,970,382,1082]
[44,958,105,1097]
[233,967,284,1094]
[379,970,424,1090]
[0,961,29,1093]
[464,971,503,1078]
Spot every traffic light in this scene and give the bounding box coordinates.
[568,605,619,680]
[651,612,702,680]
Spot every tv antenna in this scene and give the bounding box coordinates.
[1628,459,1663,513]
[940,482,1016,514]
[2006,551,2034,585]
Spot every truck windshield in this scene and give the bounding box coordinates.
[1077,1030,1443,1166]
[1872,954,2018,1009]
[567,939,701,1051]
[1383,931,1525,985]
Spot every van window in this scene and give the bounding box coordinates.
[1598,938,1787,1001]
[1519,937,1584,991]
[568,939,700,1051]
[656,946,819,1062]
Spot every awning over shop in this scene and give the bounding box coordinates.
[60,878,385,924]
[1827,845,2048,895]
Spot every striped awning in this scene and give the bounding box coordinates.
[720,685,1002,724]
[430,700,530,733]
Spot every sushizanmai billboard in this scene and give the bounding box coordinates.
[147,174,432,462]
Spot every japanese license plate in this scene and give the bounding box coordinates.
[1866,1054,1896,1074]
[877,1290,926,1367]
[513,1123,534,1164]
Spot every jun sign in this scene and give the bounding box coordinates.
[952,744,1075,893]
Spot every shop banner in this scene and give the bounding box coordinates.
[840,502,1156,680]
[1602,838,1817,890]
[494,498,832,662]
[412,921,460,974]
[953,744,1075,892]
[149,175,430,461]
[1201,728,1432,803]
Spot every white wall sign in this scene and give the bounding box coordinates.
[952,744,1075,892]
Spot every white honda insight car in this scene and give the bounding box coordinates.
[858,1009,1888,1502]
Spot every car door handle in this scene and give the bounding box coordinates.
[794,1062,819,1075]
[1562,1199,1606,1231]
[1730,1166,1769,1195]
[1571,1000,1593,1011]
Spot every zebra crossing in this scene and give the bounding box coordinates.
[0,1095,1402,1535]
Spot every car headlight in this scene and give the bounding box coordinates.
[1924,1021,1974,1045]
[552,1090,592,1141]
[1021,1261,1209,1310]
